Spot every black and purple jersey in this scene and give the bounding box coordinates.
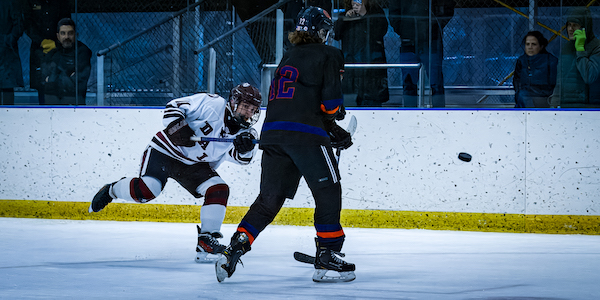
[260,43,345,146]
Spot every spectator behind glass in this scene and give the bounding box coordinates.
[23,0,72,105]
[389,1,455,108]
[513,31,558,108]
[1,0,24,105]
[333,0,389,107]
[42,18,92,105]
[550,7,600,108]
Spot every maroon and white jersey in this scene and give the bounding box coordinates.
[148,93,257,168]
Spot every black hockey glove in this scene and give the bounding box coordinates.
[234,132,256,154]
[335,105,346,121]
[166,117,195,147]
[326,122,353,150]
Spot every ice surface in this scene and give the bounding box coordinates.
[0,218,598,299]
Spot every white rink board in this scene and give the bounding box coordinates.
[1,107,599,216]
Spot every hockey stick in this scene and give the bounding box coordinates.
[191,115,356,147]
[293,251,315,264]
[294,117,357,264]
[189,136,260,144]
[335,115,357,162]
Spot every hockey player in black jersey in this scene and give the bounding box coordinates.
[216,7,355,283]
[89,83,262,263]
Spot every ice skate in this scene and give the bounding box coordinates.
[195,225,226,263]
[89,183,115,213]
[215,231,251,282]
[313,239,356,283]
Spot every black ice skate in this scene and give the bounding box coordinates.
[313,239,356,282]
[195,225,226,263]
[215,231,251,282]
[89,183,115,213]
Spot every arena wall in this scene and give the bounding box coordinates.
[1,107,598,234]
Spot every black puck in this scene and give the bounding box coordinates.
[458,152,472,162]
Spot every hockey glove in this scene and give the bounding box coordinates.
[574,29,586,52]
[234,132,256,154]
[166,117,195,147]
[335,105,346,121]
[327,123,353,150]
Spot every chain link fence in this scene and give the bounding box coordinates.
[378,0,599,106]
[83,0,276,106]
[13,0,600,106]
[441,0,599,105]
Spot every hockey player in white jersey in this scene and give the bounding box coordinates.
[89,83,262,263]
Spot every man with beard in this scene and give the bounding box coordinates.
[23,0,72,105]
[42,18,91,105]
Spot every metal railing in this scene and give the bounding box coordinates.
[261,63,426,107]
[95,0,210,105]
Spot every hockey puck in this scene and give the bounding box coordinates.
[458,152,472,162]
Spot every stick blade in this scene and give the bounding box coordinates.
[347,115,357,136]
[293,251,315,264]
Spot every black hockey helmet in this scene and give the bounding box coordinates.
[226,83,261,132]
[295,6,333,41]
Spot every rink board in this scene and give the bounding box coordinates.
[1,200,599,235]
[1,107,599,234]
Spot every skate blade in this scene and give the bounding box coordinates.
[312,269,356,283]
[215,256,228,282]
[195,252,221,263]
[88,204,94,213]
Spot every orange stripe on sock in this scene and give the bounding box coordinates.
[316,229,345,239]
[237,228,255,244]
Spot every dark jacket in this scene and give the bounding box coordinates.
[23,0,72,91]
[389,0,455,54]
[0,0,24,89]
[551,7,600,108]
[42,40,92,101]
[513,51,558,108]
[333,4,388,63]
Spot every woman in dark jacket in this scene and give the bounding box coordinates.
[513,31,558,108]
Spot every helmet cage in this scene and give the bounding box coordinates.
[226,83,261,130]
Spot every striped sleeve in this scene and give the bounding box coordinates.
[163,98,191,127]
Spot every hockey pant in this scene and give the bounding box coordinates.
[111,147,229,233]
[236,144,345,251]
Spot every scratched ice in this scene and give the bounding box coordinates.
[0,218,598,300]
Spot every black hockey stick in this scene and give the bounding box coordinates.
[294,117,358,263]
[189,136,260,144]
[293,251,315,264]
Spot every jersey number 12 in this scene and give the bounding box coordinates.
[269,66,298,101]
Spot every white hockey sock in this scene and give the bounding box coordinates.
[111,178,133,200]
[111,176,162,203]
[200,204,226,233]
